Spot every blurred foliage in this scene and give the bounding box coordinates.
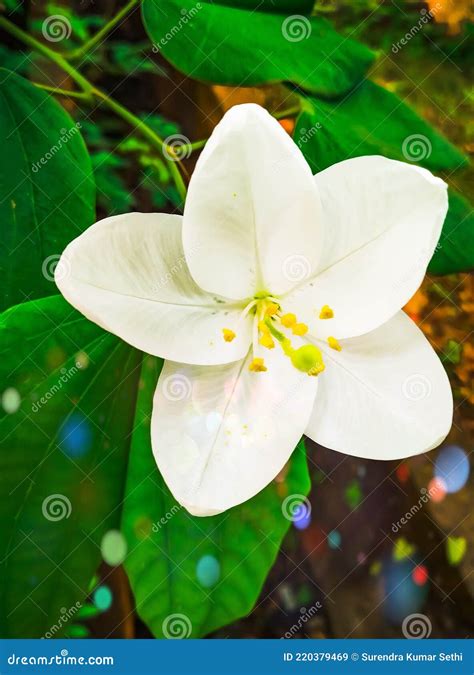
[0,0,472,641]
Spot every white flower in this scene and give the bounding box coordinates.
[56,104,452,517]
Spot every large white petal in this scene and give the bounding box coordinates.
[182,103,323,300]
[305,311,452,460]
[56,212,251,365]
[282,156,448,340]
[152,348,318,516]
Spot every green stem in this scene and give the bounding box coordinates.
[0,15,187,203]
[32,82,93,101]
[93,88,187,200]
[0,16,92,93]
[65,0,140,61]
[180,138,208,153]
[272,104,301,120]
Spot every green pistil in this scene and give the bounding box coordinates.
[264,317,285,342]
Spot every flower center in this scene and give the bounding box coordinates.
[222,295,340,375]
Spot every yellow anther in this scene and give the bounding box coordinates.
[265,302,279,317]
[222,328,236,342]
[292,322,308,336]
[249,357,267,372]
[281,313,297,328]
[258,320,270,333]
[259,333,275,349]
[309,363,326,376]
[328,336,342,351]
[290,344,324,376]
[319,305,334,320]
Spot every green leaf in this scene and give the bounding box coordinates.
[441,339,462,366]
[0,45,31,74]
[142,0,374,97]
[221,0,314,11]
[64,623,91,638]
[295,80,467,172]
[122,355,311,638]
[0,296,141,637]
[76,603,101,619]
[91,152,134,215]
[109,42,165,75]
[0,70,95,312]
[428,191,474,275]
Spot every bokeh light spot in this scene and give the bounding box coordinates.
[101,529,127,566]
[59,413,92,458]
[93,585,113,611]
[412,564,429,586]
[434,445,469,494]
[292,502,311,530]
[327,530,341,549]
[196,554,220,588]
[428,477,447,503]
[1,387,21,414]
[383,558,428,623]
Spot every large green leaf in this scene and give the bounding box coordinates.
[295,80,467,172]
[221,0,314,10]
[0,69,95,312]
[122,355,310,638]
[142,0,374,97]
[428,191,474,275]
[0,296,140,637]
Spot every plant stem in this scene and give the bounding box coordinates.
[272,104,301,120]
[0,15,187,202]
[32,82,93,101]
[180,138,208,153]
[65,0,140,61]
[0,16,92,93]
[93,88,187,200]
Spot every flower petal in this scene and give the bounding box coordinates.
[182,103,322,299]
[305,311,452,460]
[282,156,448,339]
[56,212,251,365]
[151,349,318,516]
